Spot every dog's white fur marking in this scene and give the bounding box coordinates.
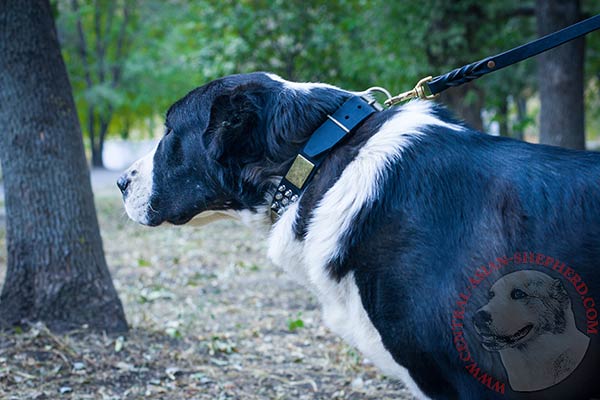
[265,72,342,94]
[268,102,463,400]
[123,144,157,225]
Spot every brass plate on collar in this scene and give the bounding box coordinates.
[285,154,314,189]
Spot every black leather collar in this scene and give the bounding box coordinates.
[270,95,381,221]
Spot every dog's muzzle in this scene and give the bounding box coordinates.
[119,147,156,225]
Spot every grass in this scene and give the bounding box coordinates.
[0,191,412,399]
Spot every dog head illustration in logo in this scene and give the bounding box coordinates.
[472,270,589,392]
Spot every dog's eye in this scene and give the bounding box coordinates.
[511,289,527,300]
[488,290,495,300]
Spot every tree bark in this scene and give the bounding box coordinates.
[0,0,127,332]
[536,0,585,149]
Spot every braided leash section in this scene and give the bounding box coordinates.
[427,58,493,93]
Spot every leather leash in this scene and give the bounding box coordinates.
[385,13,600,106]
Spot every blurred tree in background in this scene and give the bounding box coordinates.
[60,0,135,167]
[54,0,600,165]
[536,0,585,149]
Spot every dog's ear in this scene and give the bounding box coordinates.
[550,278,570,304]
[204,85,266,164]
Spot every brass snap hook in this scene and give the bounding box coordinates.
[384,76,438,107]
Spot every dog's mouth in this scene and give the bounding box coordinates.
[478,324,534,350]
[164,209,233,227]
[166,214,195,226]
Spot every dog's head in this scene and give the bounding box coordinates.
[472,270,570,351]
[118,72,350,226]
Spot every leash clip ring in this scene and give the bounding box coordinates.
[362,86,392,111]
[364,86,392,101]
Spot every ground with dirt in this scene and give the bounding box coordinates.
[0,180,413,399]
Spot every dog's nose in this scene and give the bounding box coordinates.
[473,310,492,329]
[117,173,131,194]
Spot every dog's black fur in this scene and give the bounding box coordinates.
[139,73,600,399]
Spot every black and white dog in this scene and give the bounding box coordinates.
[119,72,600,400]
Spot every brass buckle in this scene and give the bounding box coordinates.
[384,76,438,107]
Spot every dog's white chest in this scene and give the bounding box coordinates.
[267,207,428,400]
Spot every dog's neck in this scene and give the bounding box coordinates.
[256,85,355,222]
[267,94,379,221]
[264,85,354,163]
[499,315,589,391]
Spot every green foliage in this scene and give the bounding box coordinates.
[137,257,151,267]
[287,312,305,331]
[55,0,599,144]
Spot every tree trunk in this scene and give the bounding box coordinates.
[514,95,527,141]
[91,142,104,169]
[498,96,509,137]
[0,0,127,332]
[96,114,111,169]
[87,106,105,169]
[439,83,485,131]
[535,0,585,149]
